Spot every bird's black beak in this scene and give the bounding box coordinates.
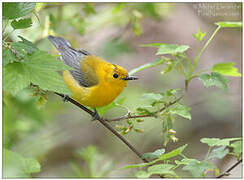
[122,76,138,80]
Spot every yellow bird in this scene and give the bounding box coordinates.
[48,36,137,119]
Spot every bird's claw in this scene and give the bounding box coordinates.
[62,95,69,102]
[91,109,100,121]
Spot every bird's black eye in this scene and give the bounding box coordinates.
[113,73,119,78]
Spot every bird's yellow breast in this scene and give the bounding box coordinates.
[62,56,128,108]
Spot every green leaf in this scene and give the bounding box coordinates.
[112,3,125,14]
[159,144,188,160]
[199,72,229,90]
[124,163,150,169]
[212,62,241,77]
[175,158,199,166]
[141,43,164,48]
[19,36,37,53]
[183,160,215,177]
[141,93,163,102]
[83,3,96,15]
[192,28,206,42]
[147,164,176,176]
[208,146,229,160]
[170,104,191,120]
[200,137,242,147]
[3,148,40,178]
[24,51,73,71]
[3,2,36,19]
[11,18,32,29]
[156,44,189,55]
[136,106,154,115]
[129,58,164,75]
[3,50,72,95]
[215,21,242,28]
[3,62,30,95]
[230,140,242,158]
[142,148,165,160]
[11,36,37,55]
[161,59,173,75]
[135,170,150,178]
[10,37,38,56]
[29,69,71,95]
[3,47,18,66]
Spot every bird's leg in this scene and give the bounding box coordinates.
[62,95,69,102]
[91,108,100,121]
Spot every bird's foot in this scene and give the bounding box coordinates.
[62,95,69,102]
[91,109,100,121]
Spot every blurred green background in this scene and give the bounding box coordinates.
[3,2,242,178]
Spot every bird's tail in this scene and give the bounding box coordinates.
[48,35,89,67]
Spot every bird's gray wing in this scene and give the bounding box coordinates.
[48,35,98,87]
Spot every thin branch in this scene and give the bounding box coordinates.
[216,159,242,178]
[105,95,184,122]
[55,92,149,163]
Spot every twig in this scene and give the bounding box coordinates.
[216,159,242,178]
[55,92,149,163]
[105,95,184,122]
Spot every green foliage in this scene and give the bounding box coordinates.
[201,137,242,160]
[70,146,113,178]
[3,50,72,95]
[10,36,37,55]
[3,63,31,95]
[144,164,177,177]
[3,47,18,66]
[215,21,242,28]
[3,148,40,178]
[199,72,229,90]
[230,140,242,159]
[156,44,189,55]
[182,160,218,177]
[200,137,241,147]
[192,28,206,42]
[169,104,191,120]
[142,148,165,160]
[3,2,36,19]
[127,136,242,177]
[11,18,33,29]
[2,2,242,178]
[129,58,164,76]
[143,43,189,55]
[208,146,229,160]
[212,62,242,77]
[83,3,96,15]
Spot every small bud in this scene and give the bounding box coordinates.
[124,128,131,134]
[169,129,176,135]
[134,128,144,133]
[136,119,144,123]
[127,120,133,125]
[171,136,178,142]
[115,125,125,130]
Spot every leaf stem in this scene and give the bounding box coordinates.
[205,147,212,160]
[55,92,149,163]
[187,26,221,80]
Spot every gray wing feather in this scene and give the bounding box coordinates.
[48,35,91,87]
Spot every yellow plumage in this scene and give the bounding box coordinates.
[48,36,137,109]
[63,55,128,107]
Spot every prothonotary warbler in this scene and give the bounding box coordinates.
[48,35,137,119]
